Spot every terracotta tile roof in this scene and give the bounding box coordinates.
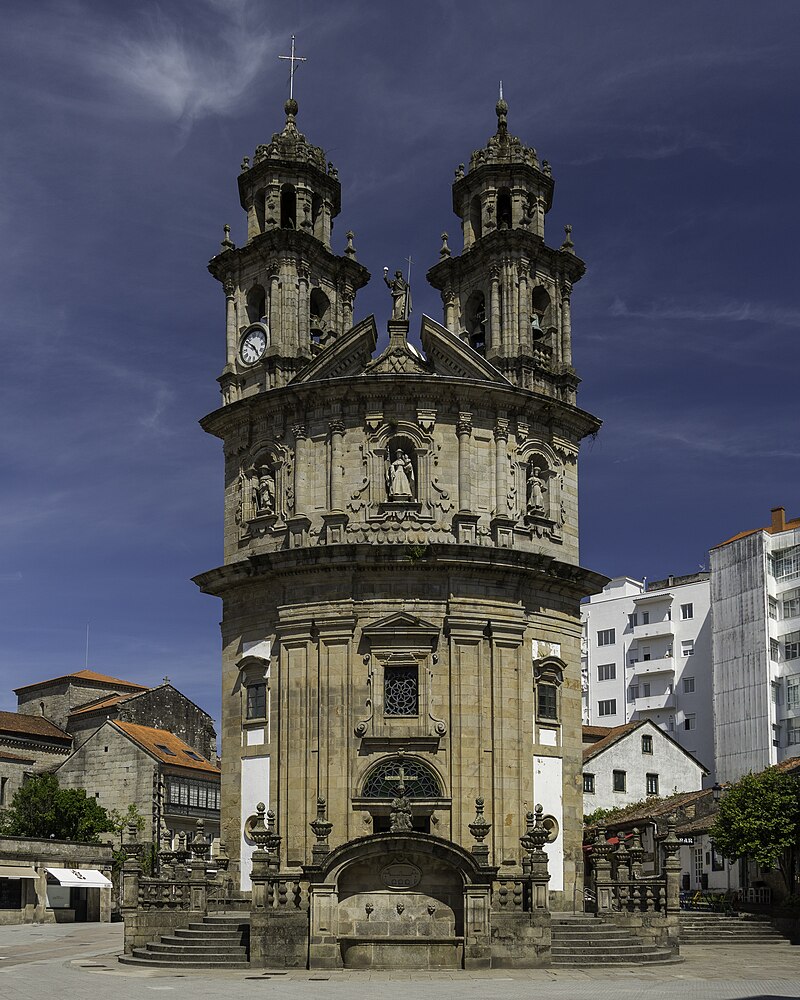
[771,755,800,774]
[0,711,72,742]
[0,750,36,763]
[582,722,641,763]
[14,669,148,695]
[582,725,616,743]
[712,516,800,549]
[69,694,132,717]
[113,722,219,775]
[587,787,710,831]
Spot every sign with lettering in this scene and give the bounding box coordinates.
[380,862,422,890]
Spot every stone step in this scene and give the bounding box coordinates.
[552,951,679,967]
[132,946,246,963]
[177,927,246,939]
[682,933,786,943]
[147,941,249,955]
[200,914,251,924]
[552,943,667,956]
[120,955,248,969]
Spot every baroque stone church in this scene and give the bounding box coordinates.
[194,91,605,967]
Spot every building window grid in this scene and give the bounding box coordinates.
[681,639,695,656]
[646,773,659,795]
[684,714,696,731]
[788,720,800,745]
[683,676,695,694]
[597,629,616,647]
[384,665,419,716]
[246,683,267,720]
[773,546,800,582]
[782,590,800,620]
[537,683,559,722]
[784,631,800,661]
[583,773,595,794]
[168,778,220,812]
[681,603,694,620]
[598,698,616,717]
[787,675,800,710]
[597,662,616,681]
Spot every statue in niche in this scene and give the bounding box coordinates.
[383,268,411,321]
[386,449,415,501]
[526,464,548,515]
[389,781,414,832]
[252,467,276,516]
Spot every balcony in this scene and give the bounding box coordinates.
[633,692,676,713]
[630,656,675,677]
[632,619,674,640]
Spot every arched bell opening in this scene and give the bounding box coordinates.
[464,290,487,354]
[254,188,266,234]
[246,285,266,325]
[280,183,297,229]
[497,187,512,230]
[531,286,552,340]
[309,287,331,345]
[469,195,482,243]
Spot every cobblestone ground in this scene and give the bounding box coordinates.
[0,924,798,1000]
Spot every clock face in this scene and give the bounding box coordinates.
[240,326,267,365]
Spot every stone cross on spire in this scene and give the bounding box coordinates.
[279,35,307,101]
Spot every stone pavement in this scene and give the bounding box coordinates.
[0,924,798,1000]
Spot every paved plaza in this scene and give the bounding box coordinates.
[0,923,798,1000]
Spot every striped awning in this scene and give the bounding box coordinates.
[0,864,38,879]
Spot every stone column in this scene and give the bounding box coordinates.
[297,264,311,350]
[288,423,311,547]
[268,271,280,339]
[341,286,354,333]
[329,419,345,512]
[444,287,457,334]
[225,276,237,365]
[321,198,332,249]
[456,413,472,512]
[560,282,573,368]
[517,262,530,354]
[489,267,501,355]
[493,419,508,516]
[662,814,682,914]
[592,828,615,913]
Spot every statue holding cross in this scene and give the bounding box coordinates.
[386,764,416,831]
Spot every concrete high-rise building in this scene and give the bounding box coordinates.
[581,573,713,777]
[193,92,604,966]
[711,506,800,782]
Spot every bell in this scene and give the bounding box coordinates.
[531,314,545,339]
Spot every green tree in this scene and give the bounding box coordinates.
[710,768,800,893]
[0,774,114,843]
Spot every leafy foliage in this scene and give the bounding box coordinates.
[710,768,800,891]
[0,773,115,843]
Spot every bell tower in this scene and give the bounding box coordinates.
[208,98,370,404]
[428,95,584,402]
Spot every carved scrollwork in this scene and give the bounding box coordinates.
[427,665,447,736]
[431,477,453,514]
[354,655,373,738]
[348,445,370,515]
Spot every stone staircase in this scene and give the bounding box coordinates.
[680,913,788,945]
[550,914,680,966]
[119,914,250,969]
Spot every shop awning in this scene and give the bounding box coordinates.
[45,867,112,888]
[0,864,38,879]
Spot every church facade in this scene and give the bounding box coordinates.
[194,94,604,966]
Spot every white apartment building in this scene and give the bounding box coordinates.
[581,572,713,777]
[710,506,800,782]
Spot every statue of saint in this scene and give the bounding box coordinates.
[253,468,276,515]
[389,782,414,832]
[527,465,547,514]
[384,268,411,321]
[386,449,415,501]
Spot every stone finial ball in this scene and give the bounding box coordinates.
[285,98,299,118]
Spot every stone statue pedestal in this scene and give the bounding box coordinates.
[452,512,480,545]
[490,515,516,548]
[322,512,349,544]
[287,514,312,548]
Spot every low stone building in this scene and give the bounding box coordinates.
[0,835,113,925]
[0,713,72,804]
[582,720,708,813]
[55,720,220,850]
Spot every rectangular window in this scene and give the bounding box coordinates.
[613,770,626,792]
[597,629,616,646]
[788,721,800,745]
[787,675,800,710]
[642,646,651,661]
[769,596,779,620]
[783,589,800,619]
[155,743,177,756]
[0,776,6,805]
[537,683,558,722]
[784,631,800,661]
[684,714,696,731]
[583,773,595,794]
[668,715,675,732]
[773,724,782,748]
[628,684,639,703]
[646,773,659,795]
[772,680,781,705]
[681,639,695,656]
[641,611,650,625]
[771,638,780,661]
[246,683,267,720]
[642,681,651,697]
[773,545,800,581]
[681,603,694,620]
[598,699,616,717]
[641,734,653,754]
[597,662,616,681]
[683,676,695,694]
[384,665,419,716]
[711,846,725,872]
[628,613,637,628]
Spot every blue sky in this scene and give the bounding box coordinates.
[1,1,799,733]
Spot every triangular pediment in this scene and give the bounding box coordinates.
[361,611,440,639]
[420,315,512,384]
[290,315,378,384]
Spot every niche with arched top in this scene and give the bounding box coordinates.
[385,436,418,502]
[464,290,487,354]
[531,286,553,340]
[309,288,330,344]
[469,196,482,242]
[497,187,512,229]
[246,285,266,325]
[280,183,297,229]
[524,452,552,518]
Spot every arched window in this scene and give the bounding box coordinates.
[497,187,512,229]
[246,285,266,325]
[309,288,330,344]
[280,184,296,229]
[362,757,442,798]
[531,286,552,339]
[464,290,487,354]
[254,189,266,234]
[469,195,482,242]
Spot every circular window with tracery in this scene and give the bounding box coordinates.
[362,757,442,799]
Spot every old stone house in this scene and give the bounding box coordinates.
[0,712,72,805]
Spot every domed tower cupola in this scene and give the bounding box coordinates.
[427,93,585,401]
[208,98,370,403]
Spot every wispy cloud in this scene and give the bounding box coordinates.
[610,297,800,329]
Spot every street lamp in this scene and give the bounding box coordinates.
[711,781,723,803]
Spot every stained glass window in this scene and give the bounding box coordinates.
[384,665,418,716]
[362,757,442,798]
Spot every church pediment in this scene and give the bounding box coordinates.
[290,315,378,384]
[420,316,512,384]
[361,611,440,647]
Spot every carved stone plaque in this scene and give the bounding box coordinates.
[380,861,422,890]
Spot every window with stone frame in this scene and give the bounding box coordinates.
[384,664,419,716]
[641,734,653,754]
[361,757,441,798]
[246,683,267,720]
[534,654,564,724]
[646,773,659,795]
[537,682,558,721]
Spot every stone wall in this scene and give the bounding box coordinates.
[118,686,217,762]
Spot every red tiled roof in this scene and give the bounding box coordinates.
[113,722,219,775]
[582,725,616,743]
[69,694,132,717]
[0,750,36,763]
[0,711,72,742]
[582,722,641,763]
[712,517,800,549]
[14,669,148,695]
